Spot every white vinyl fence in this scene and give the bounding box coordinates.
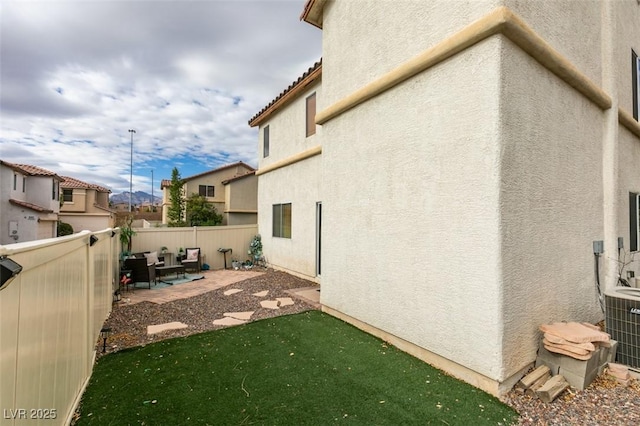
[130,225,259,270]
[0,229,117,426]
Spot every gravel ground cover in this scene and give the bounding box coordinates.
[96,268,640,425]
[99,268,318,358]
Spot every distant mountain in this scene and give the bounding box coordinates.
[110,191,162,206]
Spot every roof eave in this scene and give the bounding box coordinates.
[248,65,322,127]
[300,0,326,29]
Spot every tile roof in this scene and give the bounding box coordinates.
[248,60,322,127]
[187,162,255,181]
[160,162,255,187]
[1,161,64,180]
[9,199,54,213]
[60,175,111,193]
[222,170,256,185]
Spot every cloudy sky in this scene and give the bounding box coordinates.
[0,0,321,196]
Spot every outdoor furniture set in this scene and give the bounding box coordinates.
[121,248,201,291]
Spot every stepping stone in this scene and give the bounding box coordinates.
[224,288,243,296]
[213,317,247,326]
[253,290,269,297]
[276,297,294,306]
[224,311,254,320]
[147,321,188,335]
[260,300,280,310]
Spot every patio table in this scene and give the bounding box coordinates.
[155,265,186,285]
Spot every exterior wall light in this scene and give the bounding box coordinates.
[0,256,23,290]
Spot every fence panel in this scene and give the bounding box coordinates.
[131,225,259,270]
[0,230,115,426]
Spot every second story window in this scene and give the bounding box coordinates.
[52,180,58,200]
[306,92,316,137]
[263,125,270,158]
[63,189,73,202]
[199,185,214,197]
[22,177,26,192]
[634,50,639,121]
[13,174,17,190]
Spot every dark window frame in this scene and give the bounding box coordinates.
[199,185,214,197]
[633,50,639,121]
[272,203,292,238]
[63,189,73,202]
[306,92,316,137]
[263,125,270,158]
[630,192,639,252]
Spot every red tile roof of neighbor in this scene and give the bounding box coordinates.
[160,161,256,188]
[1,161,64,180]
[60,175,111,193]
[9,199,54,213]
[222,170,256,185]
[248,60,322,127]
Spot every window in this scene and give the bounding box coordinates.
[306,92,316,137]
[634,50,639,121]
[263,125,270,158]
[22,177,26,192]
[199,185,214,197]
[63,189,73,202]
[52,180,58,200]
[13,174,17,190]
[272,203,291,238]
[630,192,640,251]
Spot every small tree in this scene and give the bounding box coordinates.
[57,221,74,236]
[167,167,186,227]
[186,194,223,226]
[119,214,136,254]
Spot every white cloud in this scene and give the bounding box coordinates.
[0,0,321,194]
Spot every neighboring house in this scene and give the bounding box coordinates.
[0,161,62,244]
[160,162,256,225]
[222,171,258,225]
[250,0,640,397]
[59,175,115,232]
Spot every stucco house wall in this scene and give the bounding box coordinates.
[250,0,640,396]
[223,173,258,226]
[255,81,322,281]
[498,39,605,379]
[321,37,505,380]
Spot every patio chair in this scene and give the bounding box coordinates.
[124,257,156,289]
[133,251,165,267]
[181,248,201,273]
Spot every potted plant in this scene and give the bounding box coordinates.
[160,246,168,255]
[177,247,185,261]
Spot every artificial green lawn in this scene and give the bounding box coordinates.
[76,311,518,425]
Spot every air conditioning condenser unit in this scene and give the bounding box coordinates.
[605,287,640,369]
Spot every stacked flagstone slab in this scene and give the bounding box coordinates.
[535,322,618,390]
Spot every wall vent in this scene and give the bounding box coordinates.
[605,287,640,368]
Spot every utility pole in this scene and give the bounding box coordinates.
[128,129,136,212]
[151,169,154,212]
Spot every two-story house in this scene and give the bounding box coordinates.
[249,61,322,280]
[0,161,63,244]
[250,0,640,396]
[59,176,115,232]
[160,161,256,226]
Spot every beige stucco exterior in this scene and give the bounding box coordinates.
[59,178,115,232]
[253,79,322,281]
[223,172,258,225]
[252,0,640,396]
[0,162,61,245]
